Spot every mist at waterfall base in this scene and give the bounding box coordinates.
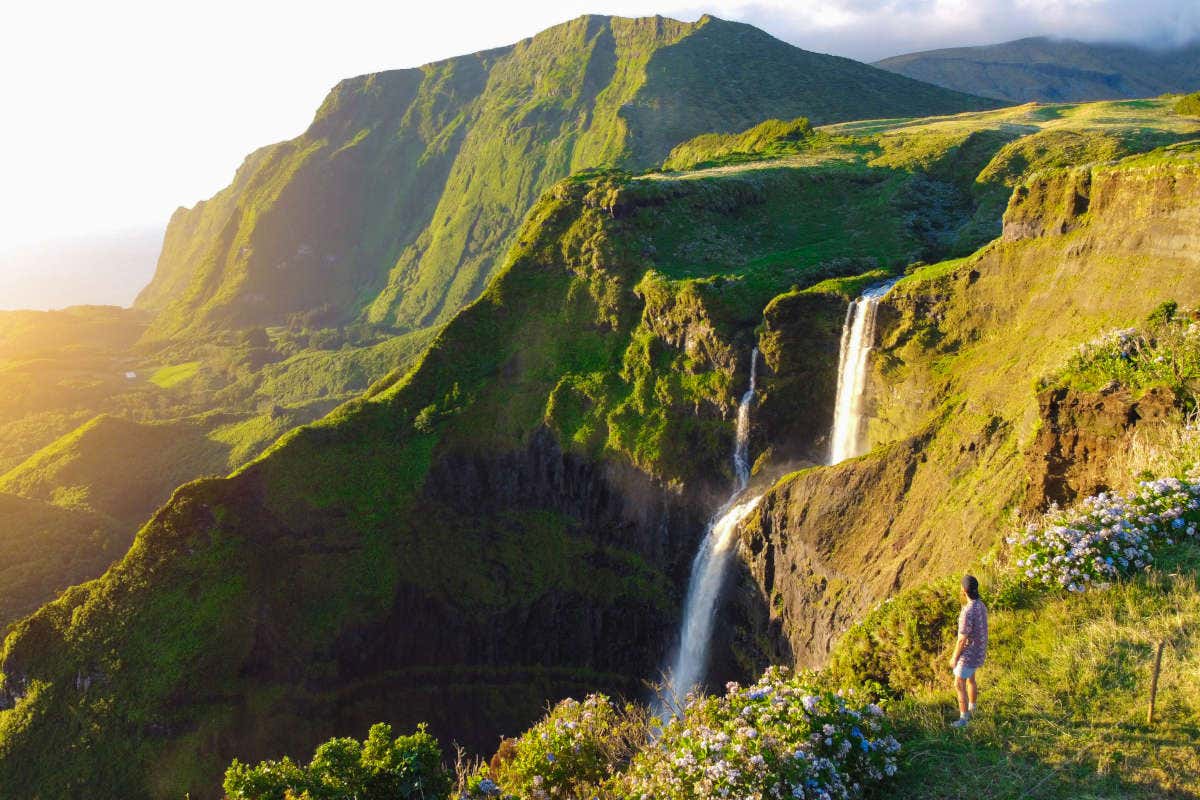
[661,349,761,712]
[828,279,899,465]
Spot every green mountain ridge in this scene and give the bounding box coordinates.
[135,13,996,343]
[1,97,1196,798]
[0,493,123,635]
[876,35,1200,103]
[0,308,430,634]
[0,15,997,688]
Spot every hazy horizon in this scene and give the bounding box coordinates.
[0,226,163,312]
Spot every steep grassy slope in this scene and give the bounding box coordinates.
[876,36,1200,103]
[733,141,1200,677]
[0,306,149,463]
[136,14,995,342]
[824,489,1200,800]
[0,493,122,635]
[1,101,1195,799]
[873,545,1200,800]
[0,416,221,523]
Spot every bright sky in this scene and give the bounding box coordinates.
[2,0,1197,254]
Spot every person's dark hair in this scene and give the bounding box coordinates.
[961,574,980,600]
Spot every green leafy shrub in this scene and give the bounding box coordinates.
[223,723,450,800]
[620,667,899,800]
[1176,92,1200,116]
[826,583,959,696]
[1041,304,1200,408]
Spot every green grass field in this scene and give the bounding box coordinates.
[882,545,1200,799]
[148,360,200,388]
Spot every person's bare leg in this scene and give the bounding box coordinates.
[954,676,968,715]
[966,676,978,709]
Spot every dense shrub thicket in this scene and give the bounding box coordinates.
[826,583,959,697]
[227,672,899,800]
[1176,92,1200,117]
[223,723,451,800]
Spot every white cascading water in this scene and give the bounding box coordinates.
[828,280,898,465]
[665,348,762,709]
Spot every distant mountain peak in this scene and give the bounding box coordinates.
[876,36,1200,103]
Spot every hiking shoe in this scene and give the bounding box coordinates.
[950,715,971,728]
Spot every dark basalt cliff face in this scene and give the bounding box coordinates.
[732,157,1200,672]
[235,427,710,758]
[731,435,929,670]
[1025,386,1177,512]
[753,289,848,470]
[0,415,711,798]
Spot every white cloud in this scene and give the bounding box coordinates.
[719,0,1200,60]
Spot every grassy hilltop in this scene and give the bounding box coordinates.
[1,95,1198,798]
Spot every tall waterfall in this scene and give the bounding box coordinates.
[828,280,898,465]
[665,348,761,709]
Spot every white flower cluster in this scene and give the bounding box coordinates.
[623,667,899,800]
[1010,476,1200,592]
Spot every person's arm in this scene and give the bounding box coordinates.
[949,606,971,668]
[948,633,967,668]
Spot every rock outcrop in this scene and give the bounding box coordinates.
[1025,385,1178,511]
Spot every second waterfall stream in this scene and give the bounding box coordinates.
[665,348,761,709]
[828,278,899,464]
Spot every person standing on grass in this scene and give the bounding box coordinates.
[949,574,988,728]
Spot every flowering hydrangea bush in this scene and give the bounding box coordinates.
[460,694,643,800]
[620,667,899,800]
[1010,476,1200,592]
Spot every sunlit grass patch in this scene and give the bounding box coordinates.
[149,360,200,389]
[886,554,1200,799]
